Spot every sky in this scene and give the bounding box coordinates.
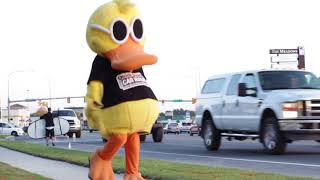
[1,0,320,112]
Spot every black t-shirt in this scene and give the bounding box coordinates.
[87,55,157,108]
[41,112,54,127]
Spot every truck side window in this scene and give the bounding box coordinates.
[226,74,241,96]
[3,124,11,128]
[243,74,257,94]
[201,78,226,94]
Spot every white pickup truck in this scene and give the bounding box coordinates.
[195,69,320,154]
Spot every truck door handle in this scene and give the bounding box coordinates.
[235,99,239,107]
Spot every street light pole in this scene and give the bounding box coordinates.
[26,89,30,110]
[8,73,11,122]
[7,69,34,122]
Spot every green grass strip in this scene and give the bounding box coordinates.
[0,161,52,180]
[0,140,317,180]
[0,135,10,139]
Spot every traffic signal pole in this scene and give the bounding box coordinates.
[10,97,196,105]
[10,96,85,104]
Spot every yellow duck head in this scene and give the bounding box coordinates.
[86,0,157,71]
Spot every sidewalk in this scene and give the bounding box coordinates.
[0,146,123,180]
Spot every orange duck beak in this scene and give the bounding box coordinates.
[103,38,157,71]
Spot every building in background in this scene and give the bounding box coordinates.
[1,104,30,127]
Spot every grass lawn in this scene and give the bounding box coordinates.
[0,135,10,139]
[0,140,317,180]
[0,161,52,180]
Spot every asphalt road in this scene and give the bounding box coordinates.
[18,131,320,179]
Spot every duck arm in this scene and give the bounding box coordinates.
[85,80,104,129]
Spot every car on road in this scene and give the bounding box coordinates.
[180,122,193,133]
[53,109,82,138]
[164,123,181,134]
[189,124,201,136]
[196,69,320,154]
[0,122,25,136]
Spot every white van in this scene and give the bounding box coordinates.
[196,69,320,154]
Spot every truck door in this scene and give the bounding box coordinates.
[222,74,242,130]
[237,73,261,130]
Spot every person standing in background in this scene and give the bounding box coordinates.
[41,107,56,146]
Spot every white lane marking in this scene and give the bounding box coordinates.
[63,141,320,168]
[140,150,320,168]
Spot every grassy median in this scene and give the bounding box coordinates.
[0,161,52,180]
[0,135,10,139]
[0,140,317,180]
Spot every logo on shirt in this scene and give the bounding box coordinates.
[116,72,148,90]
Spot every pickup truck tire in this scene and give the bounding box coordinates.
[203,118,221,151]
[11,131,18,136]
[152,127,163,143]
[76,131,81,138]
[140,134,147,142]
[67,132,73,138]
[261,116,287,155]
[102,137,108,143]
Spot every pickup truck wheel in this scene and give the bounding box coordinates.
[102,137,108,143]
[152,127,163,143]
[261,116,287,155]
[11,131,18,136]
[76,131,81,138]
[67,133,73,138]
[203,118,221,151]
[140,134,147,142]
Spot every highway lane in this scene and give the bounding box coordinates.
[18,131,320,179]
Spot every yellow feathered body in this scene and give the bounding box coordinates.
[90,98,159,139]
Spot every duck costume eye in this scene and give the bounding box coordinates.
[131,17,144,42]
[111,18,128,44]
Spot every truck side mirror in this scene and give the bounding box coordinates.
[238,83,247,97]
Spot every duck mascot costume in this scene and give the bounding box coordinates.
[85,0,159,179]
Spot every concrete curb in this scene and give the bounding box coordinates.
[0,145,124,180]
